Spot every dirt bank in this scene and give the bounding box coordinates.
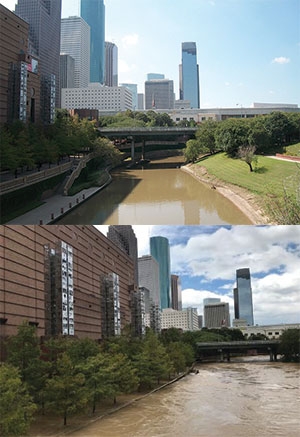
[181,163,272,224]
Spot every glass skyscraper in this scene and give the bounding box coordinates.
[179,42,200,109]
[150,236,171,310]
[15,0,62,119]
[234,268,254,326]
[81,0,105,84]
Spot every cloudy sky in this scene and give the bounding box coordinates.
[2,0,299,107]
[97,225,300,326]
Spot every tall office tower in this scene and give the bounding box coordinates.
[234,268,254,326]
[120,83,138,110]
[147,73,165,80]
[61,16,90,88]
[107,226,139,289]
[204,302,230,328]
[15,0,62,119]
[81,0,105,84]
[145,79,175,109]
[203,298,221,326]
[60,54,75,89]
[171,274,182,310]
[179,42,200,109]
[105,42,118,86]
[137,93,144,110]
[138,255,160,307]
[150,236,171,310]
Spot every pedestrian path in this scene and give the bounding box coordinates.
[7,185,108,225]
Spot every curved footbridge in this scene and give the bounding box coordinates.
[197,340,280,362]
[98,127,197,161]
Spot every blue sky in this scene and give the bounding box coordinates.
[97,225,300,326]
[3,0,299,107]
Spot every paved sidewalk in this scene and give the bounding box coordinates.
[7,185,108,225]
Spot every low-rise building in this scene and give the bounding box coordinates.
[62,84,133,112]
[161,307,199,331]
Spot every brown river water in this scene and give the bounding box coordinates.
[70,358,299,437]
[56,157,251,225]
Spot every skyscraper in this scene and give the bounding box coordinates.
[107,226,138,289]
[15,0,62,118]
[150,236,171,310]
[81,0,105,84]
[61,16,90,88]
[105,41,118,87]
[171,274,182,310]
[234,268,254,326]
[179,42,200,109]
[145,79,175,110]
[138,255,160,307]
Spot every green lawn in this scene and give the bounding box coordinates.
[285,142,300,156]
[197,153,299,198]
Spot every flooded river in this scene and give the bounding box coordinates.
[57,157,251,225]
[71,358,300,437]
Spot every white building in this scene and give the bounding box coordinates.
[161,308,199,331]
[61,85,133,112]
[61,16,90,88]
[236,323,300,339]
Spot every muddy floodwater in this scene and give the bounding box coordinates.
[69,358,300,437]
[56,157,252,225]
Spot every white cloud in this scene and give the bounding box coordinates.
[121,33,139,49]
[272,56,290,64]
[118,59,137,74]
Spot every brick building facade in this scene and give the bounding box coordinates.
[0,225,135,357]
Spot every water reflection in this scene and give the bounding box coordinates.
[57,158,252,225]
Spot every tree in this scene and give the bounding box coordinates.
[44,353,88,425]
[80,352,117,413]
[92,137,123,167]
[108,352,139,404]
[184,139,201,162]
[195,120,218,155]
[7,321,41,386]
[66,337,100,365]
[0,364,37,436]
[134,331,173,389]
[215,118,250,156]
[237,144,257,172]
[264,112,293,147]
[279,329,300,362]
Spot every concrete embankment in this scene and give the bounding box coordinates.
[181,163,270,224]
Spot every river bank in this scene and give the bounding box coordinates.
[28,373,188,437]
[181,163,271,224]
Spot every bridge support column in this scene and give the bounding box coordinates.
[218,349,224,362]
[130,138,135,161]
[226,352,231,362]
[141,140,145,161]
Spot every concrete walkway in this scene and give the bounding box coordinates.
[7,179,112,225]
[3,161,113,224]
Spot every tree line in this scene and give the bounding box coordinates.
[184,111,300,164]
[1,324,299,435]
[0,110,122,175]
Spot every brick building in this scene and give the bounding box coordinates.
[0,4,40,124]
[0,225,136,357]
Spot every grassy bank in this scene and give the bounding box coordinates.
[196,153,298,198]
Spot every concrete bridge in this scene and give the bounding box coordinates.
[98,127,197,161]
[196,340,280,362]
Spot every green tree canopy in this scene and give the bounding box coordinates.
[0,363,37,436]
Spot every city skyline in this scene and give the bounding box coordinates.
[97,225,300,326]
[1,0,299,107]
